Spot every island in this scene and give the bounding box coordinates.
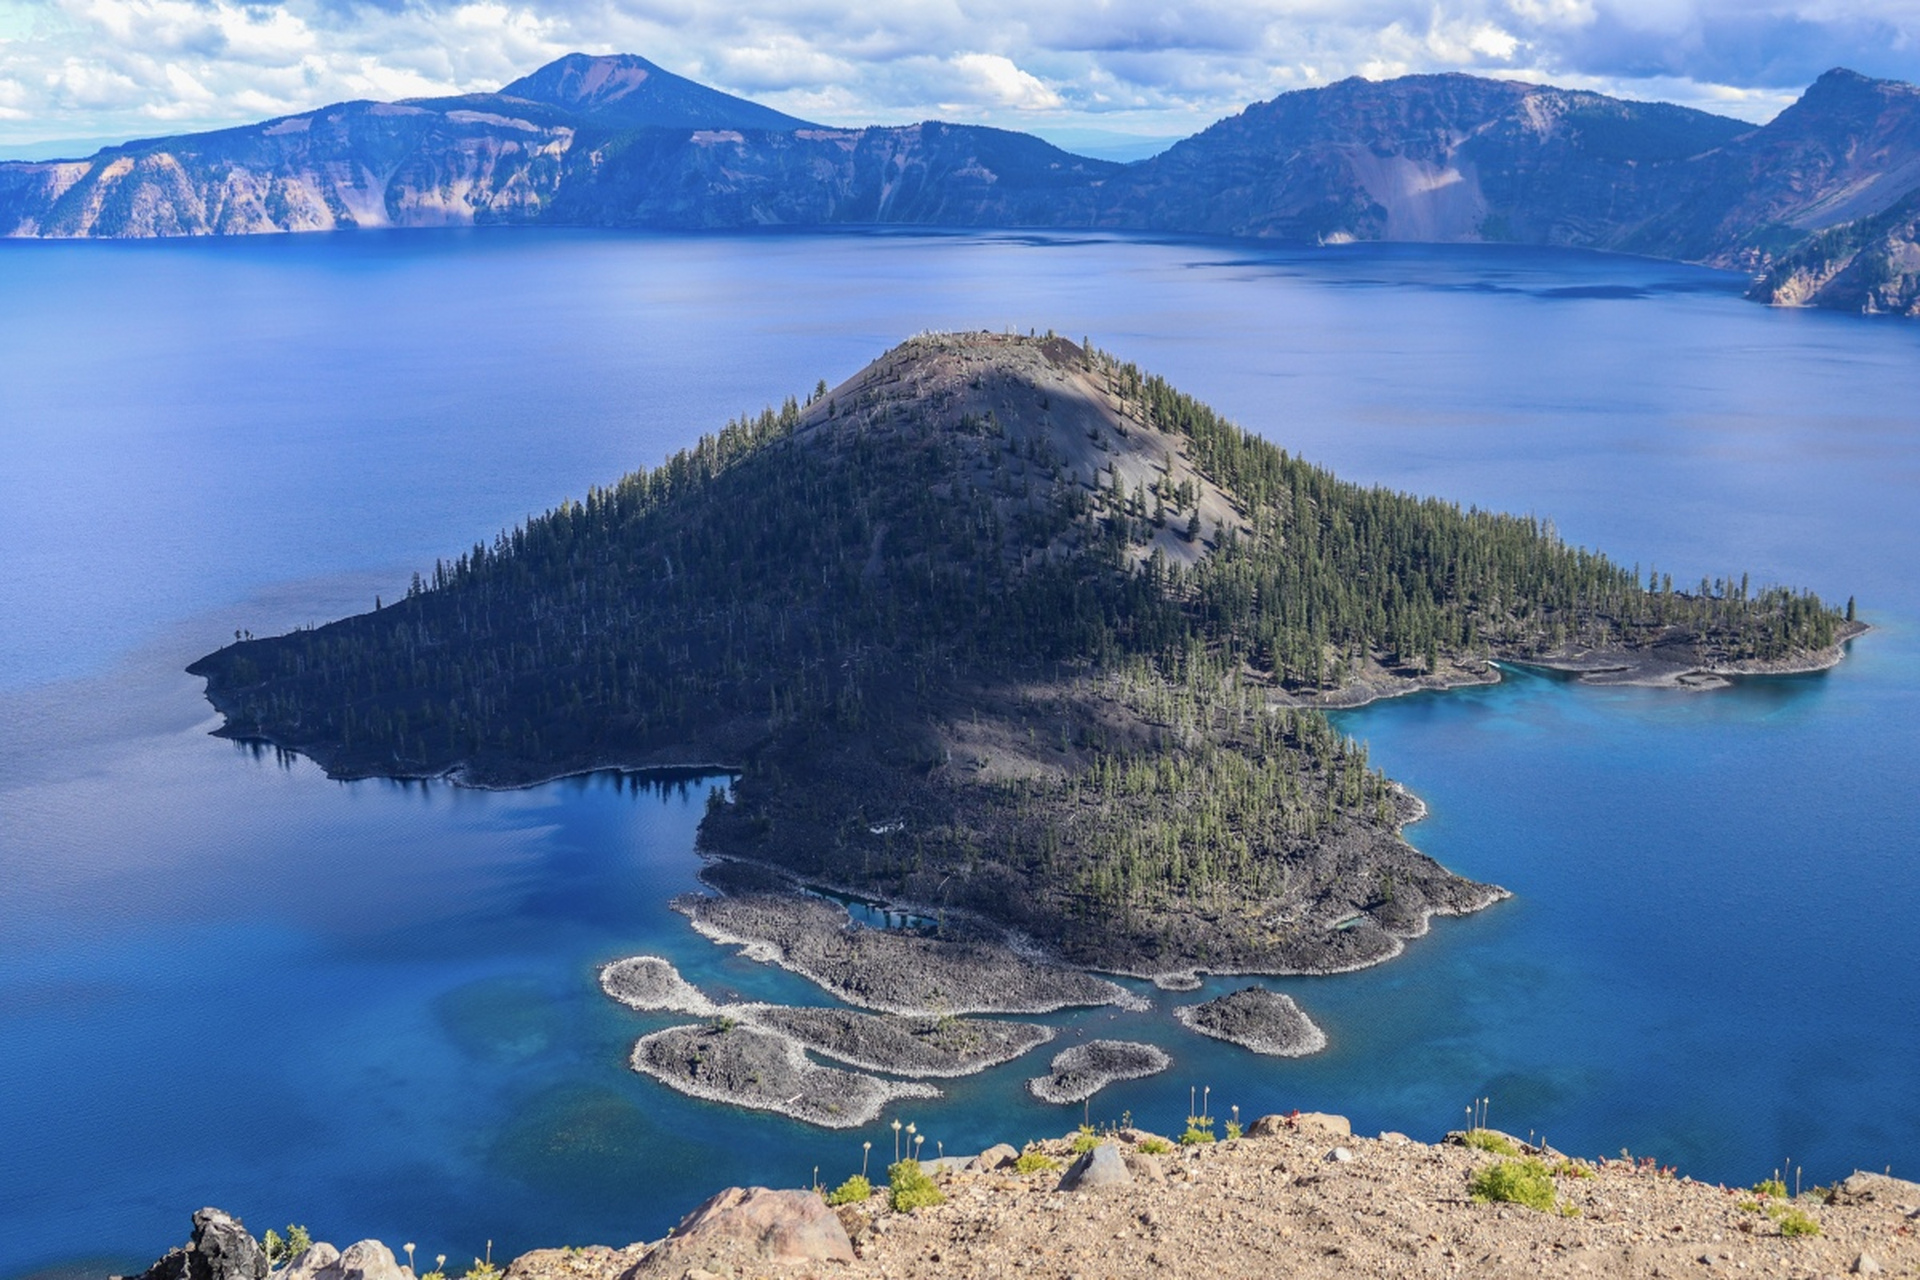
[1173,986,1328,1056]
[1026,1040,1173,1104]
[629,1020,938,1128]
[188,331,1861,989]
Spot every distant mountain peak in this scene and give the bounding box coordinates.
[501,51,817,132]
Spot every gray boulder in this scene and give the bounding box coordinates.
[1057,1142,1132,1191]
[126,1209,268,1280]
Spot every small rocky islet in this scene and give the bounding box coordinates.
[1026,1040,1173,1104]
[1173,985,1328,1057]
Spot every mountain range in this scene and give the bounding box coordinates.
[3,52,1916,316]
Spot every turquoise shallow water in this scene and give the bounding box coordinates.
[1,229,1916,1276]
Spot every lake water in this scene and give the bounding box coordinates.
[2,229,1917,1277]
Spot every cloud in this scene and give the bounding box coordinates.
[0,0,1914,150]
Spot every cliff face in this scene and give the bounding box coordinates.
[0,101,579,237]
[7,54,1920,318]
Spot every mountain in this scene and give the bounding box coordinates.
[1082,73,1750,247]
[187,332,1853,975]
[5,56,1919,317]
[493,52,817,132]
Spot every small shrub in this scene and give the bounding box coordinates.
[1774,1208,1821,1238]
[1462,1129,1519,1156]
[1179,1117,1216,1145]
[1736,1198,1764,1214]
[1136,1137,1173,1155]
[1012,1148,1060,1175]
[1752,1178,1787,1199]
[825,1174,872,1206]
[463,1262,501,1280]
[888,1159,946,1212]
[1468,1159,1557,1213]
[1551,1159,1595,1180]
[1071,1125,1100,1155]
[1224,1121,1244,1141]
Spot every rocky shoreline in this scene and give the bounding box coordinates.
[674,891,1139,1016]
[732,1004,1055,1078]
[1173,986,1328,1057]
[598,957,720,1016]
[1026,1040,1173,1104]
[629,1021,938,1129]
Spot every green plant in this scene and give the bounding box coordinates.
[1012,1148,1060,1175]
[1224,1120,1244,1141]
[1071,1125,1100,1155]
[262,1226,313,1270]
[463,1262,501,1280]
[1463,1129,1519,1156]
[1773,1207,1821,1238]
[1179,1110,1216,1145]
[887,1159,946,1212]
[824,1174,873,1206]
[1752,1178,1787,1199]
[1736,1198,1763,1213]
[1468,1159,1557,1213]
[1136,1137,1172,1155]
[1552,1159,1595,1179]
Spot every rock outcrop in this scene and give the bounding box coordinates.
[124,1208,267,1280]
[631,1187,853,1275]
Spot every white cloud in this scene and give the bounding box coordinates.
[0,0,1914,150]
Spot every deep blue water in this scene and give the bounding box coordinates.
[2,229,1917,1278]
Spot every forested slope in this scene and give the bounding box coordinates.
[189,333,1855,973]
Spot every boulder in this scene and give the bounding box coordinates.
[1057,1142,1132,1192]
[1325,1147,1355,1163]
[126,1208,269,1280]
[503,1245,646,1280]
[1297,1113,1352,1140]
[1830,1171,1920,1209]
[1247,1112,1349,1140]
[320,1241,412,1280]
[284,1246,341,1280]
[631,1187,853,1275]
[1121,1151,1167,1184]
[968,1143,1019,1172]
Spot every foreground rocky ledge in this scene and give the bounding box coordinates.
[132,1124,1920,1280]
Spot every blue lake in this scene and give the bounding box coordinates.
[2,229,1917,1277]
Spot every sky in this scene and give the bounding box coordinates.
[0,0,1915,154]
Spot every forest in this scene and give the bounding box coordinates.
[190,333,1850,970]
